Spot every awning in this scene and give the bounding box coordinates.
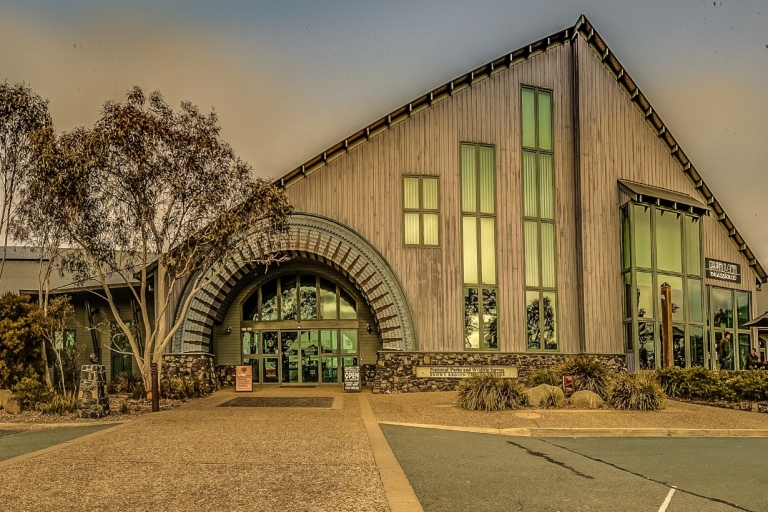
[618,179,710,216]
[744,311,768,329]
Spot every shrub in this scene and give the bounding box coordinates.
[726,371,768,401]
[119,401,130,414]
[12,375,54,411]
[455,375,528,411]
[115,372,141,393]
[35,392,77,415]
[540,387,565,408]
[106,380,118,394]
[655,367,687,397]
[131,383,146,400]
[527,369,560,387]
[606,373,665,411]
[0,293,45,389]
[672,367,732,401]
[165,376,204,400]
[559,356,612,398]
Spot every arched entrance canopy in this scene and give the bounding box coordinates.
[175,213,415,352]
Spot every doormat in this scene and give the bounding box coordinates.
[217,397,334,408]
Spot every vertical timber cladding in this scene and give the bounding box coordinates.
[177,214,416,352]
[285,43,580,353]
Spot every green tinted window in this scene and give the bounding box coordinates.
[633,204,652,268]
[685,216,701,275]
[655,209,682,273]
[537,91,552,151]
[521,88,536,148]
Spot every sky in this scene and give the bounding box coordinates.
[1,0,767,263]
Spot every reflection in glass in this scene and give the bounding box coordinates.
[281,331,299,383]
[320,330,338,354]
[341,330,357,354]
[300,276,317,320]
[423,213,439,246]
[461,145,477,212]
[301,331,319,383]
[524,221,539,287]
[687,279,703,324]
[538,91,552,151]
[622,208,631,270]
[263,358,279,383]
[463,217,478,284]
[736,291,750,330]
[321,357,338,383]
[247,358,259,383]
[262,331,278,355]
[690,325,705,367]
[280,276,297,320]
[261,279,278,321]
[404,213,420,245]
[638,322,655,369]
[542,292,557,350]
[712,288,733,328]
[539,154,554,219]
[422,177,439,210]
[243,290,259,321]
[658,275,684,322]
[320,279,337,320]
[526,291,541,350]
[480,218,496,285]
[242,331,258,355]
[671,324,685,367]
[521,88,536,148]
[685,216,701,275]
[482,289,497,350]
[655,209,682,273]
[633,204,652,268]
[738,333,751,370]
[404,177,420,209]
[623,273,632,320]
[636,272,653,319]
[339,288,357,319]
[523,151,537,217]
[541,222,556,289]
[479,146,495,214]
[464,288,480,349]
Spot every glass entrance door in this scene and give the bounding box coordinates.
[279,330,321,384]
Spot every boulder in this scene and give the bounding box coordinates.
[569,390,604,409]
[3,398,20,414]
[524,384,565,408]
[0,389,11,410]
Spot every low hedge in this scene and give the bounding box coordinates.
[655,367,768,403]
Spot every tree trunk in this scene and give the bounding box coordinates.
[40,339,53,387]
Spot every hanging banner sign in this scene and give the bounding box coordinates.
[705,258,741,284]
[235,365,253,392]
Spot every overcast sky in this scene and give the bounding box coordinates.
[1,0,766,264]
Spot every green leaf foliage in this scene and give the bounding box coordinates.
[0,292,44,388]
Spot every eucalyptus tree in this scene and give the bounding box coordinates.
[0,82,52,283]
[33,87,292,393]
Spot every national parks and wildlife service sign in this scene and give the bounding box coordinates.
[705,258,741,284]
[414,366,518,378]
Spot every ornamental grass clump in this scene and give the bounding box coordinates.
[527,369,560,387]
[455,374,528,411]
[35,392,77,415]
[606,372,665,411]
[558,356,612,398]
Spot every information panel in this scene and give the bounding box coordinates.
[343,365,361,392]
[235,365,253,392]
[414,366,518,378]
[705,258,741,284]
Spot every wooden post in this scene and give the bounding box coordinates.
[660,282,673,368]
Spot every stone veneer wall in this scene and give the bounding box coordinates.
[77,365,110,418]
[372,352,627,394]
[162,353,219,393]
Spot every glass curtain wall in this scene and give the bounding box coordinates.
[709,287,752,370]
[621,203,705,369]
[521,86,558,350]
[460,143,498,350]
[241,274,359,384]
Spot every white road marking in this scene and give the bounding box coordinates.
[658,486,677,512]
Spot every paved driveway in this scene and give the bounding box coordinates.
[381,424,768,512]
[0,425,114,462]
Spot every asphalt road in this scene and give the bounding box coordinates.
[0,425,114,463]
[381,425,768,512]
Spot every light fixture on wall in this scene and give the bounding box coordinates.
[366,323,372,333]
[226,327,232,334]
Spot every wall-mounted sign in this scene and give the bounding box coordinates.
[235,365,253,392]
[343,365,361,392]
[705,258,741,284]
[414,366,518,379]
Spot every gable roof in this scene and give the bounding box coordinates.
[274,14,767,284]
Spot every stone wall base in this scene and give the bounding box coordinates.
[372,352,626,394]
[77,365,110,418]
[162,353,219,394]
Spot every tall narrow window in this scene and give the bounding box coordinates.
[403,175,440,246]
[461,143,497,350]
[521,86,557,350]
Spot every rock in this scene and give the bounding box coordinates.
[0,389,12,409]
[524,384,565,408]
[3,397,20,414]
[569,390,604,409]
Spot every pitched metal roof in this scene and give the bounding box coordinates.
[618,179,709,216]
[273,14,767,284]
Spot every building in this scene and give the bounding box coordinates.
[5,15,765,391]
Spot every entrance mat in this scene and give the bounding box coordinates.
[218,397,334,408]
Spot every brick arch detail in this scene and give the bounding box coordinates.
[175,213,415,352]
